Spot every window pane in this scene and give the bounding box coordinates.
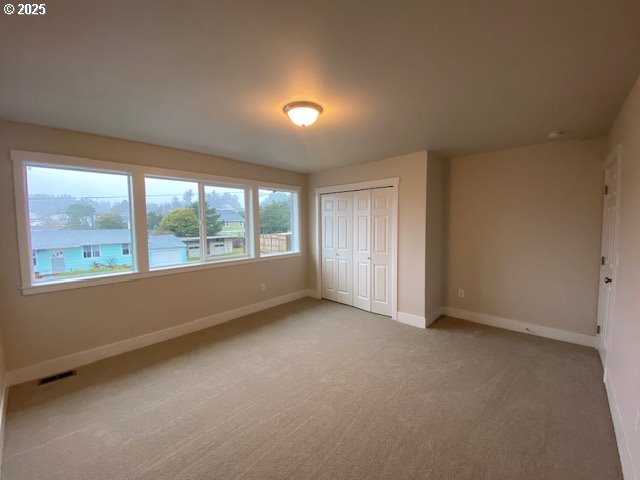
[203,185,248,260]
[145,177,198,269]
[26,165,134,284]
[259,189,299,255]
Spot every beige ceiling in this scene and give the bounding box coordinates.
[1,1,639,172]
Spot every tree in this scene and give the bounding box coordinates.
[146,211,164,231]
[111,199,130,214]
[66,203,96,229]
[260,201,290,234]
[96,212,126,229]
[183,189,195,205]
[205,190,242,211]
[190,203,223,236]
[157,208,199,237]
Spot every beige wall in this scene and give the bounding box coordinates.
[607,74,640,478]
[0,322,5,466]
[446,137,607,335]
[0,120,307,371]
[426,153,448,322]
[307,152,428,319]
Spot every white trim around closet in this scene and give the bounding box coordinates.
[313,177,399,320]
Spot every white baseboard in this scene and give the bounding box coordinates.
[426,306,446,327]
[397,311,426,329]
[305,289,321,299]
[444,307,596,348]
[604,369,636,480]
[6,290,312,386]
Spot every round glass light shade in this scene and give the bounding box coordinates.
[283,101,323,127]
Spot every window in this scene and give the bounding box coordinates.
[14,151,301,293]
[204,185,249,260]
[24,164,134,284]
[258,188,299,255]
[145,177,198,269]
[145,180,250,267]
[82,245,101,258]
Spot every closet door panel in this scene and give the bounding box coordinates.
[371,187,393,316]
[333,192,354,305]
[353,189,371,311]
[321,194,338,302]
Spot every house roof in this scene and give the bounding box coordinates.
[31,229,186,250]
[218,211,244,223]
[148,235,188,250]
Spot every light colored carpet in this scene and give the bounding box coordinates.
[3,298,621,479]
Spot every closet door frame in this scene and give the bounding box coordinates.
[314,178,399,320]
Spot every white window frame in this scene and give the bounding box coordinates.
[15,155,136,289]
[201,182,253,262]
[12,150,302,295]
[257,185,301,257]
[145,176,254,269]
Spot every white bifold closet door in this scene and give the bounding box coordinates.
[352,189,372,311]
[321,192,353,305]
[321,187,393,316]
[370,187,393,316]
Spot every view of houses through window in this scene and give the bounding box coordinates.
[145,178,200,269]
[259,189,298,255]
[204,185,247,260]
[26,165,135,284]
[145,179,250,269]
[20,159,300,288]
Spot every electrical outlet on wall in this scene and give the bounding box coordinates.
[260,283,266,292]
[457,289,465,299]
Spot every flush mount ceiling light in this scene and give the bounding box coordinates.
[283,101,323,127]
[547,130,565,139]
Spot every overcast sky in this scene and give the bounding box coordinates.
[27,166,129,199]
[26,166,246,206]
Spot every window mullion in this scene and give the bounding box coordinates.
[198,183,207,263]
[131,171,149,273]
[244,187,253,258]
[252,185,261,257]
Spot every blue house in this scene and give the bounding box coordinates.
[31,229,187,278]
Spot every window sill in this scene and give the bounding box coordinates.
[21,251,302,296]
[259,251,300,258]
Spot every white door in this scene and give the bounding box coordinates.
[152,249,183,267]
[371,187,394,316]
[596,152,621,366]
[353,189,371,311]
[321,194,338,302]
[334,192,354,305]
[321,187,394,316]
[51,250,65,274]
[321,192,354,306]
